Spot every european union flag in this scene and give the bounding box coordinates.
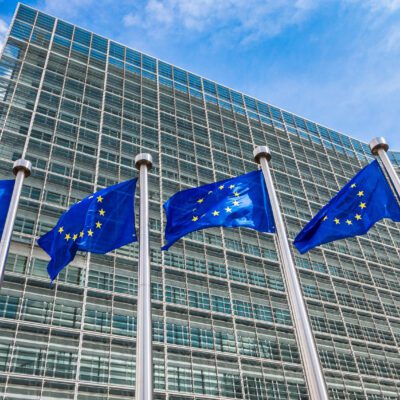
[294,160,400,254]
[162,170,275,250]
[0,180,15,240]
[38,179,137,281]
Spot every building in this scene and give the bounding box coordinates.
[1,3,400,399]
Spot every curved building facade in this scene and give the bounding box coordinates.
[0,4,400,399]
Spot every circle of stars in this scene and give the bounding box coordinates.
[321,182,366,228]
[191,182,241,223]
[58,195,106,243]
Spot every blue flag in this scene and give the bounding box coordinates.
[38,179,137,281]
[0,180,15,239]
[294,160,400,254]
[162,170,275,250]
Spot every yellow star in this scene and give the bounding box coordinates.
[192,216,198,222]
[79,230,84,237]
[234,192,239,197]
[357,191,364,197]
[58,226,64,234]
[229,184,234,189]
[233,200,239,206]
[97,195,103,203]
[213,211,220,216]
[322,216,328,221]
[219,185,224,190]
[334,218,340,224]
[359,202,366,209]
[355,214,362,220]
[225,207,232,213]
[346,219,352,225]
[72,234,78,241]
[65,233,71,241]
[99,208,106,216]
[88,229,93,237]
[197,198,204,204]
[96,221,102,229]
[351,183,356,188]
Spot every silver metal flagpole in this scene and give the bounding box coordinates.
[369,137,400,198]
[253,146,329,400]
[0,159,32,286]
[135,153,153,400]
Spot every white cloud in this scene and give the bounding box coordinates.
[357,0,400,13]
[383,26,400,51]
[348,0,400,54]
[0,18,8,52]
[247,11,400,149]
[120,0,400,49]
[123,0,318,44]
[42,0,96,19]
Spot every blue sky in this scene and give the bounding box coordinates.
[1,0,400,150]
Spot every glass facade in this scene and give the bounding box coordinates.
[0,4,400,399]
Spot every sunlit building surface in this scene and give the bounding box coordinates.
[1,4,400,399]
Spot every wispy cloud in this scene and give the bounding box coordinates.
[41,0,96,19]
[247,0,400,148]
[355,0,400,13]
[123,0,317,45]
[0,18,8,52]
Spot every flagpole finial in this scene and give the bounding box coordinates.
[12,159,32,178]
[369,137,389,155]
[253,146,271,164]
[369,136,400,201]
[135,153,153,170]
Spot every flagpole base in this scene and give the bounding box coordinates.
[369,137,389,155]
[12,159,32,178]
[253,146,271,163]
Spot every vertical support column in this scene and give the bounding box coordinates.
[253,146,329,400]
[0,159,32,286]
[135,153,153,400]
[369,137,400,198]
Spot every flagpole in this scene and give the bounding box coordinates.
[253,146,329,400]
[0,159,31,286]
[369,137,400,198]
[134,153,153,400]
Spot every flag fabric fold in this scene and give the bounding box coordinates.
[162,169,275,250]
[38,179,137,281]
[294,160,400,254]
[0,180,15,240]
